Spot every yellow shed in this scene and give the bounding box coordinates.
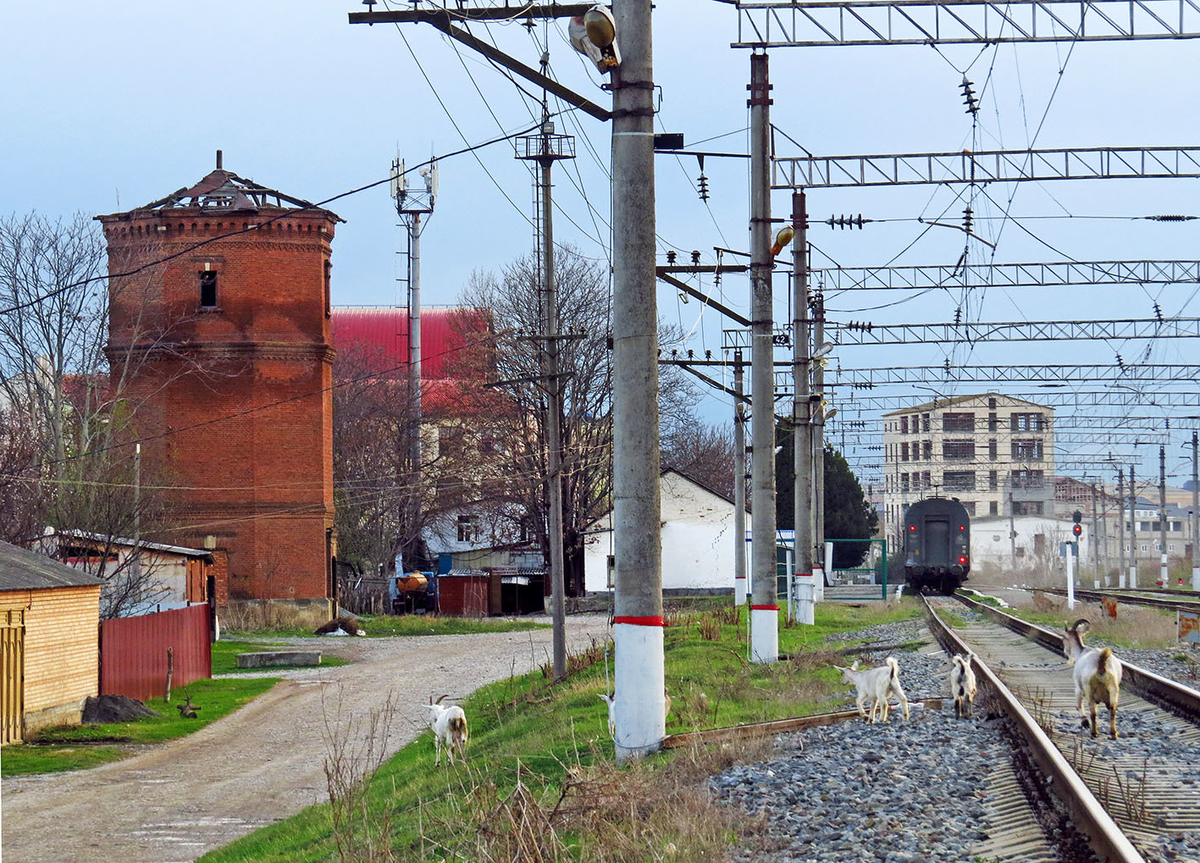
[0,539,103,744]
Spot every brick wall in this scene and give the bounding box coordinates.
[0,586,101,730]
[99,200,337,603]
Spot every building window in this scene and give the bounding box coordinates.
[1169,543,1177,552]
[324,261,332,318]
[944,471,976,491]
[988,412,998,432]
[901,473,910,492]
[1140,544,1148,552]
[989,470,998,490]
[989,500,999,516]
[456,515,478,543]
[962,501,976,516]
[989,439,997,460]
[199,271,218,308]
[988,397,997,410]
[1012,439,1044,461]
[922,413,930,432]
[943,412,975,432]
[1011,412,1045,432]
[943,440,975,461]
[901,442,909,462]
[901,415,909,434]
[1011,469,1044,489]
[923,471,931,489]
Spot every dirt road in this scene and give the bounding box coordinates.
[1,615,611,863]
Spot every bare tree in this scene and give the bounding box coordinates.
[662,419,735,499]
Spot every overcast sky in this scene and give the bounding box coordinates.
[6,1,1200,489]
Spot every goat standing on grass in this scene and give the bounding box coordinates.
[834,657,910,723]
[950,652,978,719]
[428,695,469,765]
[1062,618,1122,739]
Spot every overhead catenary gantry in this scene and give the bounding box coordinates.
[828,317,1200,345]
[814,260,1200,292]
[731,0,1200,47]
[826,363,1200,386]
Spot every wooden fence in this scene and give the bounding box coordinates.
[100,604,211,702]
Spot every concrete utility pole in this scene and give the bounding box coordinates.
[1160,445,1169,586]
[611,0,665,760]
[733,351,747,606]
[749,52,779,661]
[132,442,141,585]
[1009,490,1017,573]
[791,190,814,626]
[517,102,573,681]
[1091,483,1100,586]
[1193,432,1199,589]
[812,289,826,600]
[1117,468,1126,587]
[1129,464,1138,588]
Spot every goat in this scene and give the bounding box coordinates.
[834,657,910,723]
[1061,618,1122,739]
[428,695,469,765]
[950,652,978,719]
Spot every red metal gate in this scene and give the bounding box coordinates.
[100,605,212,702]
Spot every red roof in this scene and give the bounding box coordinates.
[331,307,490,380]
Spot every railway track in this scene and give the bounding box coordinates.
[927,594,1200,862]
[1035,585,1200,615]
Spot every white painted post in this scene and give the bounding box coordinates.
[794,573,815,625]
[1066,542,1076,611]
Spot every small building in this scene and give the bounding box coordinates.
[582,470,743,594]
[0,540,103,743]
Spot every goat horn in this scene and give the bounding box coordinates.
[1070,618,1090,632]
[435,694,449,705]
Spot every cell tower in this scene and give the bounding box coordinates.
[392,156,437,566]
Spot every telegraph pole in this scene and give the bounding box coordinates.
[1091,483,1100,586]
[517,100,573,681]
[733,351,747,606]
[812,288,826,600]
[1009,490,1016,573]
[611,0,665,760]
[1160,445,1169,586]
[748,52,779,661]
[1129,464,1138,588]
[1117,468,1126,587]
[1193,432,1199,589]
[791,189,813,626]
[132,442,141,585]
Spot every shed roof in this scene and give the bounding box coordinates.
[331,306,491,380]
[48,530,213,561]
[0,540,103,592]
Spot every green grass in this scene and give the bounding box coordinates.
[935,608,968,629]
[2,673,280,778]
[200,599,923,863]
[211,640,349,675]
[224,614,550,640]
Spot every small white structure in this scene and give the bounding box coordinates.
[582,470,743,594]
[970,515,1088,573]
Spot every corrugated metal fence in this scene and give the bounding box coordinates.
[100,604,212,702]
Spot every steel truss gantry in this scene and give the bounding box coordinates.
[829,317,1200,345]
[732,0,1200,48]
[820,390,1200,409]
[814,260,1200,292]
[773,146,1200,189]
[825,363,1200,386]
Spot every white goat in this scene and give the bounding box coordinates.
[598,693,616,737]
[950,652,978,719]
[428,695,469,765]
[835,657,911,723]
[1061,618,1122,739]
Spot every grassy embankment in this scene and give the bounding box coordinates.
[201,599,923,863]
[225,614,551,640]
[965,591,1180,650]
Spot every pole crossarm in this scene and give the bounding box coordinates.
[657,271,751,325]
[830,317,1200,345]
[732,0,1200,47]
[350,7,612,122]
[815,260,1200,291]
[773,146,1200,189]
[826,363,1200,385]
[350,4,594,24]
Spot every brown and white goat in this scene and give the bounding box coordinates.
[835,657,910,723]
[1061,618,1122,739]
[950,652,977,719]
[428,695,469,765]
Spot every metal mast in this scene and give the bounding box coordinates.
[734,351,747,605]
[1129,464,1138,588]
[791,189,813,625]
[1193,432,1199,589]
[1160,446,1169,586]
[1118,469,1127,584]
[516,97,575,682]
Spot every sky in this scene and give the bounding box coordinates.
[6,1,1200,493]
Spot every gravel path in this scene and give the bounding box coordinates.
[2,615,611,863]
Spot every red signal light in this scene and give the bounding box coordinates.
[958,556,968,565]
[909,525,916,531]
[958,525,965,531]
[1072,524,1082,537]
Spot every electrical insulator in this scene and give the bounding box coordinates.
[691,250,701,265]
[1115,353,1125,370]
[697,173,710,202]
[666,250,676,265]
[826,214,867,229]
[962,205,973,234]
[944,358,952,372]
[1154,301,1163,321]
[1146,214,1197,221]
[954,307,962,325]
[960,76,979,116]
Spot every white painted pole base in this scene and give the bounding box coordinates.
[735,576,747,606]
[1119,571,1127,589]
[1066,549,1076,611]
[813,566,825,602]
[1193,566,1199,591]
[613,621,666,762]
[794,577,815,625]
[750,606,779,663]
[1130,565,1138,589]
[1162,554,1169,586]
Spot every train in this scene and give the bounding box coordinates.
[903,497,971,595]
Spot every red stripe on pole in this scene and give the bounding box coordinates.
[750,604,779,611]
[613,615,666,626]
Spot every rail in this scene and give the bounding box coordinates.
[922,596,1145,863]
[1038,585,1200,614]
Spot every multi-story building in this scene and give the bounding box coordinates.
[882,393,1055,550]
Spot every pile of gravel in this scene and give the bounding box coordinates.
[824,618,927,648]
[713,710,1008,862]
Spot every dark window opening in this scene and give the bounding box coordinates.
[199,271,218,308]
[324,261,332,319]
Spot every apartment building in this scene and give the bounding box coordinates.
[882,393,1056,550]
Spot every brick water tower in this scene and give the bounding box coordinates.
[97,153,340,621]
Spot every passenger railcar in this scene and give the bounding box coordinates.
[903,497,971,595]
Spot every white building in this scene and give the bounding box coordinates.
[882,393,1055,553]
[582,470,743,594]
